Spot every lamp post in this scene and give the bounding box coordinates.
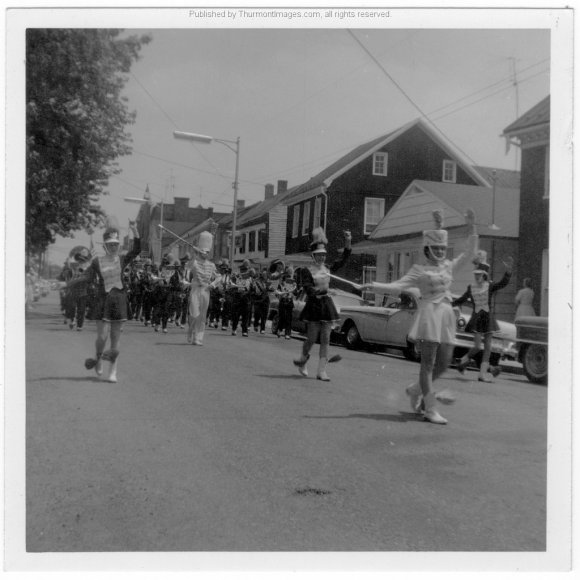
[173,130,240,266]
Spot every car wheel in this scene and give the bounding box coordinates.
[522,343,548,384]
[403,340,421,362]
[271,315,279,335]
[344,322,363,350]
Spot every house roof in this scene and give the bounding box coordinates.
[283,118,491,204]
[503,96,550,135]
[355,179,519,253]
[236,185,299,227]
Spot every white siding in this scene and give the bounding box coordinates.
[371,188,463,239]
[269,205,288,257]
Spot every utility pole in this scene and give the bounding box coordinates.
[509,57,520,170]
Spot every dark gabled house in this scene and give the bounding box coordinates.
[502,95,550,316]
[281,117,494,283]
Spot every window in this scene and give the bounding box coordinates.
[442,160,457,183]
[313,197,322,229]
[364,197,385,235]
[373,152,388,176]
[292,205,300,238]
[258,229,267,252]
[248,231,256,253]
[302,201,311,236]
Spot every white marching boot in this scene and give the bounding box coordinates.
[293,354,310,377]
[423,393,448,425]
[316,358,330,382]
[405,382,423,414]
[106,360,118,383]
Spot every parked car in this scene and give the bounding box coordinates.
[334,289,518,364]
[515,316,548,384]
[268,288,367,335]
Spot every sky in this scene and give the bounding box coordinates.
[38,15,553,266]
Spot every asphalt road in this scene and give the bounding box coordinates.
[25,293,547,552]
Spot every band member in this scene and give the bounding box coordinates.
[58,259,75,323]
[275,265,297,339]
[140,258,155,326]
[252,268,271,334]
[187,231,216,346]
[230,259,253,336]
[208,260,226,328]
[64,248,92,331]
[220,260,235,331]
[453,252,513,382]
[362,210,478,425]
[293,228,351,381]
[151,254,173,333]
[80,222,140,382]
[178,254,192,328]
[128,256,144,322]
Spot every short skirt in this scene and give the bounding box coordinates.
[408,300,456,345]
[465,309,499,334]
[87,288,128,322]
[300,294,339,323]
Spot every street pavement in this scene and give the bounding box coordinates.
[24,292,547,552]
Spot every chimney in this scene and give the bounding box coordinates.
[277,180,288,195]
[265,183,275,200]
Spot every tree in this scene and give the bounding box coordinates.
[26,29,151,255]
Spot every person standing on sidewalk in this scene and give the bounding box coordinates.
[293,228,351,381]
[514,277,536,319]
[80,222,140,382]
[362,209,478,425]
[453,252,513,382]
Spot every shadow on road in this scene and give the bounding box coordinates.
[303,411,422,423]
[28,376,106,383]
[255,374,307,380]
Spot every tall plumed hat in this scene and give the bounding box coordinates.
[103,227,120,244]
[198,231,213,254]
[310,227,328,254]
[422,209,448,247]
[473,250,490,277]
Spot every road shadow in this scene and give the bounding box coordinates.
[255,374,308,381]
[28,376,105,383]
[304,411,422,423]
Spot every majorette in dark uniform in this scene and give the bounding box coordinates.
[293,228,352,381]
[453,251,513,382]
[80,223,141,382]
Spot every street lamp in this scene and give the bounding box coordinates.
[173,130,241,266]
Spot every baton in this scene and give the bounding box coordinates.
[158,224,201,253]
[329,273,362,290]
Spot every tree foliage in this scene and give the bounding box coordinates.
[26,29,151,254]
